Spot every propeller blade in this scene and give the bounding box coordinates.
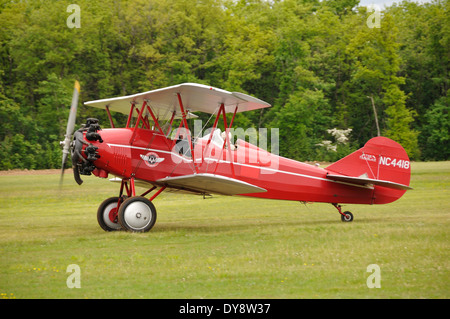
[60,80,80,185]
[66,80,80,138]
[60,152,68,185]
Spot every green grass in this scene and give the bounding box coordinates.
[0,162,449,299]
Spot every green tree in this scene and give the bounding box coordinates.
[270,88,331,161]
[389,0,448,159]
[0,0,448,170]
[345,10,419,157]
[383,84,419,158]
[420,93,450,160]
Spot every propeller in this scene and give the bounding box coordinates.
[60,80,80,186]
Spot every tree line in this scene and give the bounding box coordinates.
[0,0,448,170]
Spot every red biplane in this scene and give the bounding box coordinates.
[60,82,412,232]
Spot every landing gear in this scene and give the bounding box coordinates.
[97,196,125,231]
[118,197,157,233]
[340,211,354,222]
[332,203,354,222]
[97,179,165,233]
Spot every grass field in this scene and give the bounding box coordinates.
[0,162,449,299]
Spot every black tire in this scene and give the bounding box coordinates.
[118,196,157,233]
[97,197,124,231]
[341,211,354,222]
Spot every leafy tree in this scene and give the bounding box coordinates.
[344,10,419,157]
[420,93,450,160]
[383,84,419,158]
[271,88,331,161]
[0,0,448,170]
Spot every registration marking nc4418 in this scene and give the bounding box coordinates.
[379,156,410,169]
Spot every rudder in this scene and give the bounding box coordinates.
[326,136,411,204]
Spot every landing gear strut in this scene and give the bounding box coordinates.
[97,178,165,233]
[332,203,354,222]
[97,196,126,231]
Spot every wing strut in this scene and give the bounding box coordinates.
[213,104,238,178]
[199,103,238,177]
[202,104,222,165]
[129,100,148,144]
[177,93,198,174]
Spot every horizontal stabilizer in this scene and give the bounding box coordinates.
[327,174,413,190]
[156,173,267,196]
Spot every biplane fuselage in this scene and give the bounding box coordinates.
[89,127,406,205]
[64,83,412,232]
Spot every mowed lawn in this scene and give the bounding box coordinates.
[0,162,448,299]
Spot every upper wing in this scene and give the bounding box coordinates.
[84,83,271,116]
[327,174,413,190]
[156,173,267,196]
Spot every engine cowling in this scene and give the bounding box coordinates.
[71,118,103,185]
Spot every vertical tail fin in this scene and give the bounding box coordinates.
[326,136,411,204]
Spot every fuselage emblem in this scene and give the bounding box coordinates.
[141,152,164,168]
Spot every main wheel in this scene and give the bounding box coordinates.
[118,196,157,232]
[341,211,354,222]
[97,197,124,231]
